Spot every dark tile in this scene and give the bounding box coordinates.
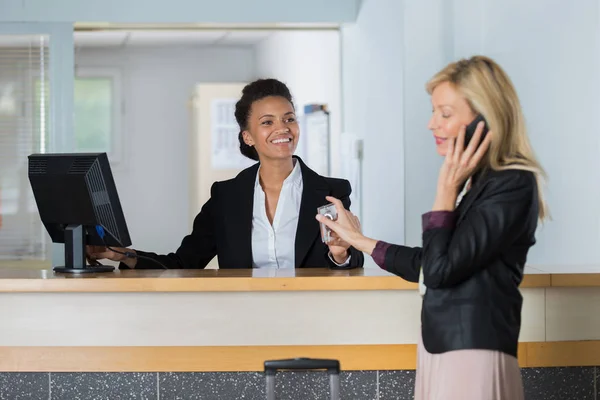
[275,371,328,399]
[340,371,377,400]
[594,367,600,400]
[0,372,49,399]
[521,367,595,400]
[275,370,376,400]
[51,372,157,400]
[160,371,375,399]
[378,370,415,400]
[159,372,264,400]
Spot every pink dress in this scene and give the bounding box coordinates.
[374,180,526,399]
[414,332,525,400]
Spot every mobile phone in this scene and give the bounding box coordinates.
[317,203,338,243]
[464,114,489,148]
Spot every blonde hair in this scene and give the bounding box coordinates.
[426,55,549,221]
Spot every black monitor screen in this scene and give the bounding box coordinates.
[28,152,131,272]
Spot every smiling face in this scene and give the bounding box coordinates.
[241,96,299,162]
[427,81,477,156]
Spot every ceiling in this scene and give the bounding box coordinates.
[74,30,273,48]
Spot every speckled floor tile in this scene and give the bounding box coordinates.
[50,372,157,400]
[159,372,264,399]
[0,372,49,399]
[340,371,377,400]
[596,366,599,399]
[160,371,375,399]
[273,371,329,399]
[378,370,415,400]
[274,370,377,400]
[521,367,595,400]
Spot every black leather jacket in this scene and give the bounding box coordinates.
[375,168,539,357]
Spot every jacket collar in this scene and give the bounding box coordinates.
[294,157,330,266]
[232,156,330,268]
[253,158,303,190]
[455,167,490,223]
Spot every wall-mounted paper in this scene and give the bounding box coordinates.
[210,98,254,170]
[303,108,330,176]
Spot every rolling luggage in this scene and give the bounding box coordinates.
[264,357,341,400]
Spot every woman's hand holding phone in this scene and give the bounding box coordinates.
[433,120,492,211]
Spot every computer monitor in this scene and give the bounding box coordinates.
[28,152,131,273]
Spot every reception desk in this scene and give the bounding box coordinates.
[0,266,599,373]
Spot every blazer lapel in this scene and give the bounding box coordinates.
[294,157,330,267]
[455,170,488,225]
[227,164,258,267]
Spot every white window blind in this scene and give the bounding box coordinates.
[0,34,49,260]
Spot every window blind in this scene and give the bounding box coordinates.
[0,34,49,260]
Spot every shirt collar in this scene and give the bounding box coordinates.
[254,159,303,189]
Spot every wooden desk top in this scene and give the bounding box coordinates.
[0,263,596,292]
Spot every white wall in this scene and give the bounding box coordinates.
[254,30,342,177]
[401,1,452,247]
[342,0,449,252]
[449,0,600,269]
[341,0,405,265]
[343,0,600,270]
[76,46,255,254]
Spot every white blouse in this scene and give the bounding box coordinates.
[251,161,349,269]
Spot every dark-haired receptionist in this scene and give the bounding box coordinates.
[88,78,364,270]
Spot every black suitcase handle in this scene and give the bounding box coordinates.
[264,358,340,376]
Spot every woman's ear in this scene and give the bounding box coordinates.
[242,130,254,146]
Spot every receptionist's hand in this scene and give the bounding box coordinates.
[86,245,137,268]
[327,235,352,264]
[326,209,360,263]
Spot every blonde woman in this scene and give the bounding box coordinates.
[317,56,548,399]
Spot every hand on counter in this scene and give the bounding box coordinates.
[87,245,138,269]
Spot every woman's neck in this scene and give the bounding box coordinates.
[258,157,295,190]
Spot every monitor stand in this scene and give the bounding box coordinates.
[53,224,115,273]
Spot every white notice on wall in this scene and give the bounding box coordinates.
[210,98,255,170]
[304,111,330,176]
